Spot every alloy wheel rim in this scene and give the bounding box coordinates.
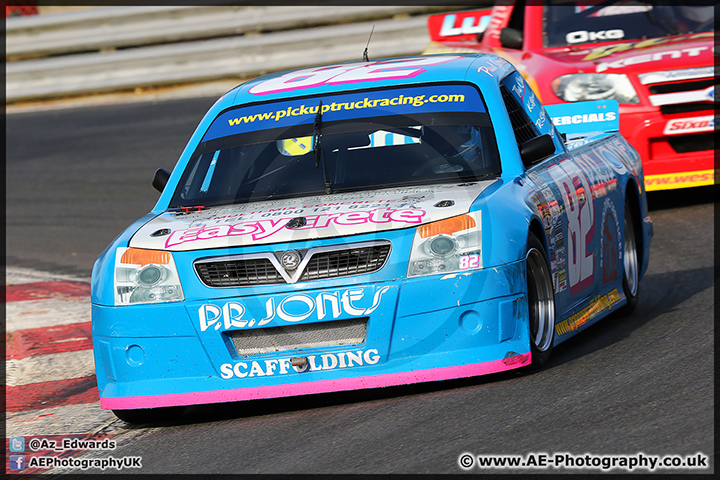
[527,248,555,352]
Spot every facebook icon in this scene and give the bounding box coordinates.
[10,455,25,471]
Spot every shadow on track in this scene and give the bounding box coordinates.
[646,184,715,212]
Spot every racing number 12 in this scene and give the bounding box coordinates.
[547,159,595,295]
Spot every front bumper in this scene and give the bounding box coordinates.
[619,108,714,191]
[93,260,531,410]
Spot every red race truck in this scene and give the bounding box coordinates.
[425,1,715,191]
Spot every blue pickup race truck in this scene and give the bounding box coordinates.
[91,53,652,423]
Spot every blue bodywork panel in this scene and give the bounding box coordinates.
[91,53,651,411]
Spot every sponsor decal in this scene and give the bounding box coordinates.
[535,108,547,130]
[540,203,553,232]
[167,208,425,248]
[551,111,617,126]
[638,66,715,85]
[135,184,492,251]
[511,73,526,100]
[545,100,619,136]
[531,185,566,294]
[503,71,555,140]
[645,170,714,191]
[555,289,621,336]
[439,13,490,37]
[547,158,595,296]
[458,254,480,270]
[650,85,716,106]
[485,5,512,41]
[248,56,461,95]
[596,46,709,73]
[199,286,390,331]
[566,29,624,44]
[663,116,714,135]
[477,66,491,76]
[528,137,631,295]
[219,349,381,378]
[525,92,536,113]
[476,55,509,78]
[227,93,468,127]
[581,32,713,61]
[203,84,484,142]
[555,269,568,292]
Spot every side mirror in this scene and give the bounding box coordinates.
[520,134,556,167]
[500,27,523,49]
[152,168,171,193]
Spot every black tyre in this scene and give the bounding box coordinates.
[112,406,185,424]
[617,201,640,316]
[526,233,556,366]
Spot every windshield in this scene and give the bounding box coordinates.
[171,84,500,208]
[543,1,716,48]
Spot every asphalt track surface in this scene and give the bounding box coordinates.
[5,97,715,474]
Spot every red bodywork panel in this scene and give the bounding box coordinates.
[426,3,715,191]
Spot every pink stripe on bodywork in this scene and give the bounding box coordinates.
[100,353,531,410]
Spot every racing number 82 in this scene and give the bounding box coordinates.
[547,160,595,295]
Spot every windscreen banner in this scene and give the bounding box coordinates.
[202,84,486,142]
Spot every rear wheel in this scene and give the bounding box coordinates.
[112,406,185,424]
[617,201,640,315]
[526,233,556,366]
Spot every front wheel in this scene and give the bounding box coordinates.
[526,233,556,366]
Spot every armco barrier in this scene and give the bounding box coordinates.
[6,5,483,103]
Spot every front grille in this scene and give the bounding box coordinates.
[668,133,715,154]
[640,67,716,113]
[227,317,368,356]
[648,79,714,95]
[195,241,391,287]
[299,245,391,281]
[660,104,712,115]
[195,257,284,287]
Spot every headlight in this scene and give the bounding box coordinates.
[114,247,184,305]
[407,212,482,278]
[551,73,639,103]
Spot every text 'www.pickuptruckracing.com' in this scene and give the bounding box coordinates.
[457,452,709,472]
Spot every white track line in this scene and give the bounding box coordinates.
[6,266,91,285]
[4,268,128,453]
[5,403,119,438]
[6,350,96,387]
[5,299,91,332]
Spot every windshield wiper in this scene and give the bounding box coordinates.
[313,100,333,195]
[329,173,499,194]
